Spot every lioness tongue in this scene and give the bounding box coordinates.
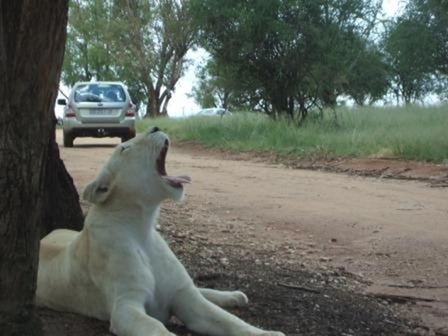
[173,175,191,184]
[164,175,191,187]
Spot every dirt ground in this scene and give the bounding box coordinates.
[39,131,448,336]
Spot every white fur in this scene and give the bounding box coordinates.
[37,127,285,336]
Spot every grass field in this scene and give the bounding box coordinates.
[137,105,448,163]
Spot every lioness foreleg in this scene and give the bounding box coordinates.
[199,288,248,308]
[110,298,175,336]
[173,287,285,336]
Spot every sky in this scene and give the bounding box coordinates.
[382,0,404,17]
[55,0,405,118]
[165,48,209,118]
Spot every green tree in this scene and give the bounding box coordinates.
[383,0,448,104]
[192,62,222,109]
[192,58,264,111]
[191,0,382,121]
[62,0,116,83]
[384,17,436,104]
[63,0,197,117]
[408,0,448,76]
[345,41,389,106]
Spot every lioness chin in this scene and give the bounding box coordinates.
[37,127,285,336]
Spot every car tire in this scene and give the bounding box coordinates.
[121,132,135,143]
[63,132,74,147]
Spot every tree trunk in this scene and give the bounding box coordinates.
[0,1,69,335]
[160,92,172,117]
[145,84,165,118]
[146,88,161,118]
[41,119,83,238]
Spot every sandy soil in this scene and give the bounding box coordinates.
[40,131,448,336]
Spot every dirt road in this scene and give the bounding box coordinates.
[55,131,448,334]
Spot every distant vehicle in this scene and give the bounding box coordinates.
[58,81,136,147]
[195,107,232,117]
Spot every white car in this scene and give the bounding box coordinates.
[195,108,232,117]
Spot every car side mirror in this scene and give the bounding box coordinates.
[57,98,66,105]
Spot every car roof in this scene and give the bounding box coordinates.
[74,81,126,86]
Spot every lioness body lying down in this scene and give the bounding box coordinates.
[37,127,284,336]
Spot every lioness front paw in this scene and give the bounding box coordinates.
[231,290,249,307]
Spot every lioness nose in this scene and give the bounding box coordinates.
[150,126,160,134]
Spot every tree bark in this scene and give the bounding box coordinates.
[41,119,83,238]
[0,1,69,335]
[146,86,161,118]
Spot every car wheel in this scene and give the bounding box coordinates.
[121,132,135,143]
[63,132,74,147]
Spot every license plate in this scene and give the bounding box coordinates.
[89,109,111,115]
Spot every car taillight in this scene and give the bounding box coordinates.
[126,103,135,117]
[66,109,76,118]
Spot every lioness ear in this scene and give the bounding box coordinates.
[83,173,112,204]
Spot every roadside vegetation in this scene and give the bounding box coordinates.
[65,0,447,163]
[63,0,447,121]
[138,105,448,163]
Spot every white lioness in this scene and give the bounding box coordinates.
[37,127,284,336]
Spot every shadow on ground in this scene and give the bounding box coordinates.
[39,212,415,336]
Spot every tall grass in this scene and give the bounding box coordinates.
[138,105,448,163]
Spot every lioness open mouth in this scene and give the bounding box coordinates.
[157,139,191,188]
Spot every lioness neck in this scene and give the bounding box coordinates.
[86,199,161,238]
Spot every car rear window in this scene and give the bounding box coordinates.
[74,84,126,103]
